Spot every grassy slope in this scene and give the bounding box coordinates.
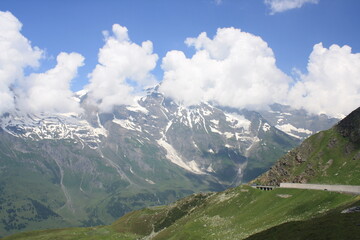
[6,185,357,240]
[1,226,139,240]
[246,200,360,240]
[150,186,359,240]
[253,126,360,186]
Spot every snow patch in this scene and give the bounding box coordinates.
[245,136,260,157]
[113,118,142,132]
[198,111,209,134]
[193,141,200,150]
[209,126,222,134]
[225,113,251,130]
[262,123,271,132]
[202,109,212,116]
[164,120,173,134]
[157,138,204,174]
[210,119,219,125]
[96,113,108,136]
[275,124,313,139]
[145,179,155,184]
[223,132,235,139]
[207,164,215,173]
[186,111,193,128]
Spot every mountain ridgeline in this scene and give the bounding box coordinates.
[0,88,338,237]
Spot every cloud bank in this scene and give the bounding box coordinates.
[289,43,360,117]
[264,0,320,14]
[0,11,84,114]
[0,12,158,115]
[160,27,292,110]
[0,11,42,114]
[1,10,359,118]
[160,27,360,117]
[86,24,158,112]
[17,52,84,113]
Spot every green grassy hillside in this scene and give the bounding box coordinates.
[1,226,139,240]
[149,186,358,240]
[4,186,359,240]
[246,200,360,240]
[253,107,360,186]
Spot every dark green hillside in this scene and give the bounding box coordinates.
[246,200,360,240]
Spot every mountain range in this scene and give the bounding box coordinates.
[3,106,359,240]
[0,88,339,237]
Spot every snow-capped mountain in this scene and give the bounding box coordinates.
[0,89,301,178]
[259,103,339,140]
[0,88,339,189]
[0,111,106,148]
[0,88,339,236]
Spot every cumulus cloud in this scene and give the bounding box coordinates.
[86,24,158,112]
[160,27,292,110]
[288,43,360,117]
[264,0,319,14]
[0,11,42,114]
[160,28,360,117]
[0,11,84,115]
[17,52,84,113]
[1,11,359,119]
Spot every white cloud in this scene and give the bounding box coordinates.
[86,24,158,112]
[0,11,42,114]
[17,52,84,113]
[160,27,292,110]
[214,0,223,5]
[288,43,360,118]
[264,0,319,14]
[1,11,359,119]
[160,28,360,118]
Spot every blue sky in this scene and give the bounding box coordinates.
[1,0,360,116]
[2,0,359,89]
